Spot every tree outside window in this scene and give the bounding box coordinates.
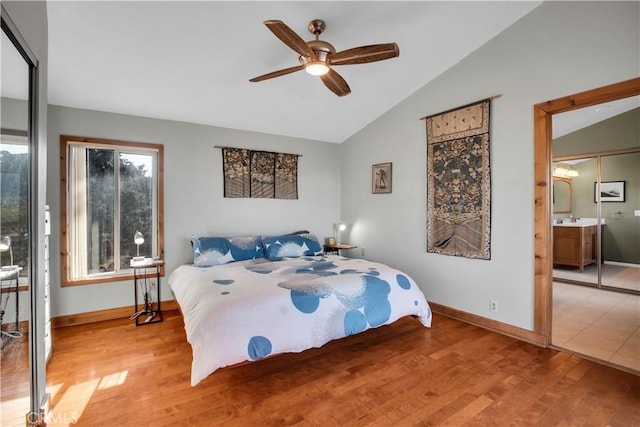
[61,136,163,285]
[0,135,29,274]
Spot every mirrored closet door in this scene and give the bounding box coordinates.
[1,19,32,425]
[600,151,640,293]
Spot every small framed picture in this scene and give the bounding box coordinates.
[325,237,336,246]
[594,180,625,203]
[372,162,392,194]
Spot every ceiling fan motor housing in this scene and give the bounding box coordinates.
[299,40,335,66]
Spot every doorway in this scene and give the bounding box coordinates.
[533,78,640,373]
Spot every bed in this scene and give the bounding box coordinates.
[169,234,432,386]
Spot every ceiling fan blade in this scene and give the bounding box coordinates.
[330,43,399,66]
[249,65,305,82]
[320,69,351,97]
[264,20,316,59]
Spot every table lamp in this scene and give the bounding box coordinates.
[133,231,145,262]
[335,222,346,243]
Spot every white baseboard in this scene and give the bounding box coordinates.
[604,261,640,268]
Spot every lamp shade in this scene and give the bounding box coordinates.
[0,236,14,267]
[334,222,347,243]
[133,231,145,261]
[0,236,11,252]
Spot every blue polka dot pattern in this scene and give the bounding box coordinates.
[396,274,411,290]
[362,276,391,327]
[290,290,320,313]
[344,309,367,335]
[248,336,272,360]
[213,279,234,285]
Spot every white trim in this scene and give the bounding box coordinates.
[604,261,640,269]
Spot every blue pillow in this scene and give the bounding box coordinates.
[192,236,264,266]
[262,234,323,259]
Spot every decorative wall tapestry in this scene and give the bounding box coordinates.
[425,99,491,259]
[222,148,298,199]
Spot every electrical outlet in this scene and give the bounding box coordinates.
[149,280,156,290]
[490,300,498,313]
[361,247,365,257]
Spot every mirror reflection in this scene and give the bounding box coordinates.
[552,176,572,214]
[1,27,31,424]
[552,96,639,293]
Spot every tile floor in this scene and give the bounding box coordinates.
[552,282,639,374]
[553,263,640,292]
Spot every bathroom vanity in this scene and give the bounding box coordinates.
[553,219,605,272]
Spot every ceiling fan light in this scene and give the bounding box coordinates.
[305,62,329,76]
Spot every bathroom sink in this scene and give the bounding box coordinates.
[554,217,605,226]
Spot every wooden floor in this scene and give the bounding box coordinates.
[0,327,30,427]
[37,311,640,426]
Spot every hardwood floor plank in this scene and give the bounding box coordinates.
[3,311,634,426]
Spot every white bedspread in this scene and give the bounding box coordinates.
[169,255,432,385]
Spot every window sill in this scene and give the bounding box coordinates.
[62,266,165,287]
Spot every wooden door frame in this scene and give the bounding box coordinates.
[533,77,640,344]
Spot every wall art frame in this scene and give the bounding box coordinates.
[594,180,625,203]
[372,162,392,194]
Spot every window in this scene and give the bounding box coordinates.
[0,132,29,276]
[61,135,164,285]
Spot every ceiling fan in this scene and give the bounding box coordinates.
[249,19,399,97]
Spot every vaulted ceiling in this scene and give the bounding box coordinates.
[46,2,543,143]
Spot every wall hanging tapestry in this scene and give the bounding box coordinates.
[221,147,298,199]
[424,99,491,259]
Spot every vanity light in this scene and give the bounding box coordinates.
[553,164,579,178]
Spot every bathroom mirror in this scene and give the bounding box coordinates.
[552,177,572,214]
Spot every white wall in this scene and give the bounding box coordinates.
[339,1,640,330]
[47,105,340,317]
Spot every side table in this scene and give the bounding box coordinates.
[130,258,164,326]
[323,244,357,256]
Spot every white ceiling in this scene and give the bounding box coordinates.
[553,95,640,139]
[46,1,542,143]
